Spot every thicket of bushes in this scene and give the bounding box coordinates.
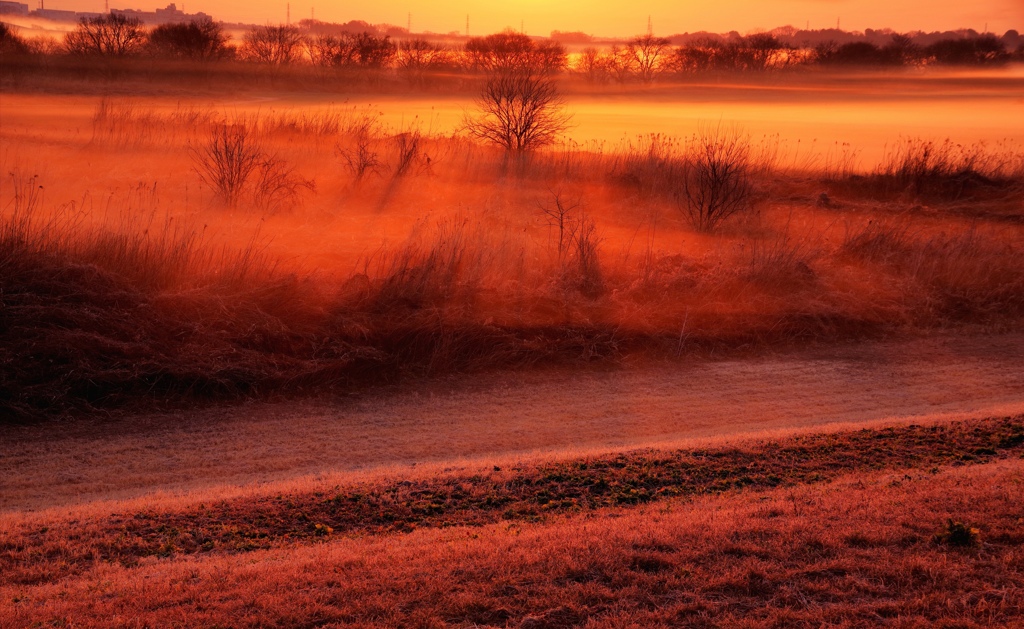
[2,18,1022,89]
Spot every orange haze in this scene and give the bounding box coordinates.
[39,0,1023,38]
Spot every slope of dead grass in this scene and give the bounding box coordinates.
[2,417,1023,627]
[2,415,1022,584]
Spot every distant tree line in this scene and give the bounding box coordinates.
[2,16,1022,83]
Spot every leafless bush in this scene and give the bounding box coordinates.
[679,126,755,232]
[540,190,603,297]
[252,157,316,213]
[339,115,385,182]
[190,124,264,206]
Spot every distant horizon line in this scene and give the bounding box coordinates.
[0,1,1018,41]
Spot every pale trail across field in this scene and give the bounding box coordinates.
[3,332,1024,513]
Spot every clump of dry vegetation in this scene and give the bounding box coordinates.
[828,138,1024,207]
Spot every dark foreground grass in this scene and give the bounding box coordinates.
[4,415,1022,589]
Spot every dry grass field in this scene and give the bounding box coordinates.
[2,51,1023,626]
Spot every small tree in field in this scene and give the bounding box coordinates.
[64,13,145,57]
[464,69,572,153]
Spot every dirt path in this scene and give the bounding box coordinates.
[3,331,1024,512]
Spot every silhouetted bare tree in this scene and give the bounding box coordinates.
[464,30,565,74]
[147,18,231,60]
[240,24,304,65]
[625,34,671,82]
[0,21,30,56]
[306,32,395,69]
[64,13,145,57]
[741,33,790,71]
[396,39,454,85]
[463,66,572,153]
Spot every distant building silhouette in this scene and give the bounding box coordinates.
[0,1,30,16]
[112,3,211,24]
[5,2,210,23]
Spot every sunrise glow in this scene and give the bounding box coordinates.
[2,0,1023,625]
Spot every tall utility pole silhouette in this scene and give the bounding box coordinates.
[647,15,652,36]
[286,3,290,24]
[105,0,108,12]
[465,15,469,37]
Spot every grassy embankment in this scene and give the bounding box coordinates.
[2,416,1023,626]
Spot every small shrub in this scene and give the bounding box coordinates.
[252,156,316,213]
[190,124,264,206]
[338,114,384,182]
[540,191,603,297]
[463,65,573,154]
[679,126,755,232]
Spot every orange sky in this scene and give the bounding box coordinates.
[46,0,1024,37]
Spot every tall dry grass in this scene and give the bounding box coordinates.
[826,137,1024,203]
[4,99,1024,417]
